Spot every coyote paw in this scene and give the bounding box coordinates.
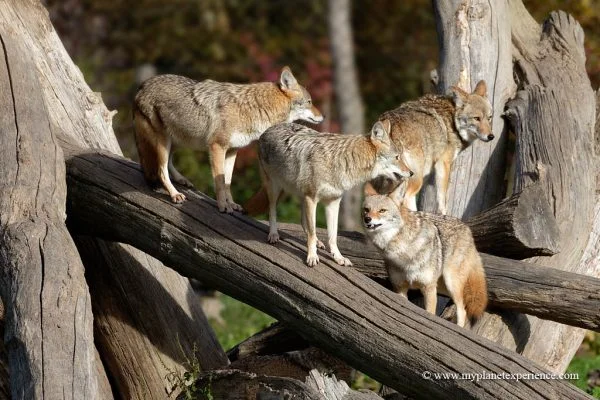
[334,256,353,267]
[228,200,245,213]
[306,253,320,267]
[218,200,234,214]
[267,232,280,244]
[171,192,186,203]
[317,240,326,250]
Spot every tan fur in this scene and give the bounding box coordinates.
[259,121,411,267]
[362,182,488,327]
[133,66,323,211]
[373,81,493,214]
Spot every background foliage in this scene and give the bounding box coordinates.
[44,0,600,395]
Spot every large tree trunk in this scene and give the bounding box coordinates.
[0,18,104,398]
[0,0,229,397]
[328,0,366,230]
[62,151,591,399]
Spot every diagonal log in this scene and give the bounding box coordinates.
[62,149,590,399]
[274,224,600,332]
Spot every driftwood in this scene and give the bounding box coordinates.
[0,21,105,398]
[62,149,590,399]
[1,0,230,397]
[464,183,560,258]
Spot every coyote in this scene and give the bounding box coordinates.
[362,181,487,327]
[259,120,412,267]
[375,81,493,214]
[133,66,323,212]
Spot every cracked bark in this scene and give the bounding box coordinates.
[0,19,103,398]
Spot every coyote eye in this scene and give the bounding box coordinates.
[379,209,387,213]
[307,99,312,105]
[474,116,481,122]
[363,207,370,213]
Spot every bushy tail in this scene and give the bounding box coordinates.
[244,187,269,216]
[463,255,488,324]
[133,106,161,188]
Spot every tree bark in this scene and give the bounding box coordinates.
[0,19,104,398]
[1,0,229,397]
[328,0,366,231]
[62,151,590,399]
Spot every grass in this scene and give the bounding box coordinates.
[208,295,276,352]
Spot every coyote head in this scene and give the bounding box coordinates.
[362,180,406,232]
[450,80,494,144]
[279,66,324,124]
[369,119,413,182]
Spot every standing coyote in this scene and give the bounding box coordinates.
[362,181,487,327]
[376,81,493,214]
[259,121,412,267]
[133,66,323,212]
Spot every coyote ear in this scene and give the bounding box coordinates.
[388,179,408,208]
[370,120,390,143]
[280,66,298,90]
[449,85,468,107]
[473,80,487,97]
[364,181,378,197]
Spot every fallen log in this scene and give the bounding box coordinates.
[63,149,590,399]
[463,183,560,258]
[274,223,600,332]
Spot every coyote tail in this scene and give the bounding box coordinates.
[463,256,488,324]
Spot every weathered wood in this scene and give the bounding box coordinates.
[228,323,309,362]
[463,183,560,258]
[475,3,600,372]
[423,0,515,217]
[63,151,590,399]
[0,23,108,400]
[2,1,230,397]
[0,19,105,399]
[276,223,600,332]
[74,236,229,398]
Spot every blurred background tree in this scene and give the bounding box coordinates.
[43,0,600,394]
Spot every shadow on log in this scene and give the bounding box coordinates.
[62,148,590,399]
